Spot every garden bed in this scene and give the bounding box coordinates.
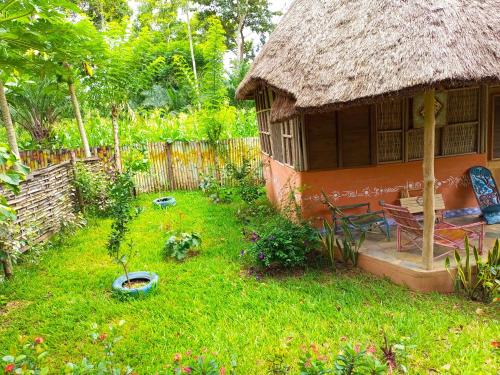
[0,192,498,373]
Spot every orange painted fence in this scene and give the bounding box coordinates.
[19,138,263,193]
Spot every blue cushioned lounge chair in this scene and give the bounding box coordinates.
[468,166,500,224]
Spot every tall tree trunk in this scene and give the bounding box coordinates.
[1,254,13,280]
[237,15,246,63]
[68,82,91,158]
[185,1,200,107]
[422,89,436,270]
[111,105,122,173]
[0,80,19,157]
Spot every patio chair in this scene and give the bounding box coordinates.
[468,166,500,224]
[380,201,484,259]
[321,192,391,240]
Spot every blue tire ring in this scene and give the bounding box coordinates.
[153,196,176,208]
[112,271,159,297]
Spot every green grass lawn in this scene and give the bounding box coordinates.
[0,191,498,373]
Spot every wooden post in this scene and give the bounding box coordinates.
[165,142,176,191]
[422,89,436,270]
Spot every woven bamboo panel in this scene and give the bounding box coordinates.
[378,101,403,130]
[270,121,283,162]
[407,128,441,160]
[0,159,102,246]
[442,122,478,155]
[377,131,403,162]
[448,88,479,124]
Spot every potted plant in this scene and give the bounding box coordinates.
[107,171,158,297]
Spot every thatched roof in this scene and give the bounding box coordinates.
[236,0,500,119]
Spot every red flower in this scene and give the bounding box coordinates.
[4,364,15,373]
[354,344,361,353]
[34,337,44,345]
[491,341,500,349]
[98,334,107,341]
[182,367,192,373]
[366,344,376,355]
[173,353,182,362]
[220,367,226,375]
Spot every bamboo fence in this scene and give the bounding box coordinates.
[19,138,263,193]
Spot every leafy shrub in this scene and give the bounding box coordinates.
[226,159,263,204]
[199,174,233,204]
[166,351,236,375]
[235,198,275,225]
[247,216,318,269]
[445,237,500,303]
[73,163,112,216]
[333,344,387,375]
[163,232,201,261]
[123,142,150,173]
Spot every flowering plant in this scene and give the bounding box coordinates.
[1,336,48,374]
[161,351,236,375]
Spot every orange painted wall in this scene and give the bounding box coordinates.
[264,153,487,221]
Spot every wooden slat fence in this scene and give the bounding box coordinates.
[19,138,263,193]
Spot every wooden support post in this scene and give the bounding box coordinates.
[422,89,436,270]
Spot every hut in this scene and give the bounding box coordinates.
[236,0,500,291]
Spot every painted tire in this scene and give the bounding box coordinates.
[153,196,176,208]
[112,271,159,297]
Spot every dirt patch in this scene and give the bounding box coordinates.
[122,279,150,289]
[0,300,32,316]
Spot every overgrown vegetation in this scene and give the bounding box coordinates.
[73,163,112,216]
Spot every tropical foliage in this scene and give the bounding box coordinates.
[0,0,275,152]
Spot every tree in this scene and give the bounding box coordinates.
[42,18,106,157]
[0,0,89,156]
[8,77,70,144]
[197,0,277,62]
[0,0,43,156]
[200,16,227,111]
[71,0,131,30]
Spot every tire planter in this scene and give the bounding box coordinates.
[112,271,159,297]
[153,196,176,208]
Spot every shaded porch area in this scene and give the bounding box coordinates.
[357,216,499,292]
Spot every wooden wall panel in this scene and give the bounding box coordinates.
[338,105,371,167]
[305,113,337,170]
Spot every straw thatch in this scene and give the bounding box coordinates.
[237,0,500,118]
[270,94,298,123]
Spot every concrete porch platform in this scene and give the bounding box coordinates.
[357,216,500,293]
